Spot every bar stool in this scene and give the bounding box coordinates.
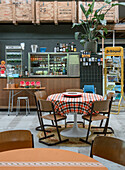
[16,97,30,116]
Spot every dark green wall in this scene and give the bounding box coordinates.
[0,24,84,69]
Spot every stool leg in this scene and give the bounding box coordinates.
[27,99,30,114]
[19,99,20,114]
[26,99,27,116]
[16,99,19,116]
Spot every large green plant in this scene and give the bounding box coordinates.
[72,0,125,45]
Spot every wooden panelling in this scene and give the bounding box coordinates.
[0,77,80,109]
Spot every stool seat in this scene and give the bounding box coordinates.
[16,96,30,116]
[17,97,29,100]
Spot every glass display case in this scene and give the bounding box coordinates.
[28,52,80,77]
[5,45,23,77]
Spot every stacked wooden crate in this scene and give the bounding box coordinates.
[0,0,35,24]
[36,0,76,24]
[0,0,13,23]
[13,0,35,24]
[78,1,119,23]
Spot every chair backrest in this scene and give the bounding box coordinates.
[0,130,34,152]
[90,136,125,166]
[66,89,83,93]
[92,100,111,113]
[107,92,114,100]
[83,85,95,93]
[34,91,47,101]
[39,99,53,112]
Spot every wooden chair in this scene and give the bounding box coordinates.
[0,130,34,152]
[98,93,114,133]
[65,89,84,128]
[80,99,112,145]
[34,91,57,132]
[66,89,83,93]
[35,92,69,146]
[90,136,125,166]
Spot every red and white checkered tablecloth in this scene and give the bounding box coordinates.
[47,93,104,116]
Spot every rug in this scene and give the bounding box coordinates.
[37,124,113,147]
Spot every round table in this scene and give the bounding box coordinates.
[0,148,108,170]
[47,93,103,138]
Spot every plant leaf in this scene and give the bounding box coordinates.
[72,23,81,28]
[80,39,86,45]
[104,0,112,4]
[98,30,104,36]
[112,3,125,7]
[75,32,81,40]
[100,19,107,26]
[103,27,108,34]
[80,4,87,16]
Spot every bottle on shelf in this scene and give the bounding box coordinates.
[56,42,60,52]
[73,43,77,52]
[66,44,69,52]
[63,44,66,52]
[68,43,71,52]
[71,42,74,52]
[60,43,63,52]
[24,66,28,77]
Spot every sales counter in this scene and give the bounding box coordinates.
[0,77,80,109]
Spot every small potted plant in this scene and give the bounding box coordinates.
[25,81,30,88]
[36,81,41,88]
[72,0,125,53]
[30,81,35,88]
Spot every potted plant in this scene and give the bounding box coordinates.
[72,0,125,53]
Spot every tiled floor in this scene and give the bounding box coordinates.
[0,110,125,170]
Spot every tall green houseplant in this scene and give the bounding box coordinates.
[72,0,125,53]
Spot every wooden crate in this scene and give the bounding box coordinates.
[0,0,35,24]
[13,0,35,24]
[78,1,119,23]
[36,0,76,24]
[0,0,13,23]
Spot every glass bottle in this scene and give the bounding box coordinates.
[71,42,74,52]
[56,42,60,52]
[66,44,69,52]
[60,43,63,52]
[63,44,66,52]
[68,43,71,52]
[73,43,77,52]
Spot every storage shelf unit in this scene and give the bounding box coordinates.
[28,52,80,77]
[104,47,125,114]
[5,45,23,76]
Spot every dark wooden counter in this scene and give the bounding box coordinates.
[0,77,80,109]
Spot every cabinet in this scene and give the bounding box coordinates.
[28,52,80,77]
[5,45,23,76]
[104,47,125,114]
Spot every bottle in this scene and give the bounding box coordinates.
[65,44,68,52]
[56,42,60,52]
[71,42,74,52]
[63,44,66,52]
[24,66,28,77]
[68,43,71,52]
[73,43,77,52]
[60,43,63,52]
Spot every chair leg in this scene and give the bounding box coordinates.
[80,121,92,145]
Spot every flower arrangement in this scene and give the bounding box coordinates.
[20,81,25,88]
[30,81,35,88]
[36,81,41,88]
[25,81,30,88]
